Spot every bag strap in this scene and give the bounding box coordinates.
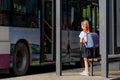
[84,32,88,47]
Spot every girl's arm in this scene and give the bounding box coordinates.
[80,38,84,43]
[80,38,84,50]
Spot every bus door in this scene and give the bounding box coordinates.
[91,3,99,33]
[41,0,55,63]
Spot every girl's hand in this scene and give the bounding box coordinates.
[80,38,85,43]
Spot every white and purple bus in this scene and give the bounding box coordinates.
[0,0,99,76]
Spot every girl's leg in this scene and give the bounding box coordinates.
[79,57,89,76]
[84,57,89,72]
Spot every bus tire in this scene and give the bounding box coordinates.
[13,42,29,76]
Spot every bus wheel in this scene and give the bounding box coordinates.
[13,42,29,76]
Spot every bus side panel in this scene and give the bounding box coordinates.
[0,27,10,69]
[0,42,10,69]
[9,27,40,67]
[0,54,10,69]
[69,31,80,61]
[61,30,80,63]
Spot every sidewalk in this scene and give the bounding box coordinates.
[1,62,120,80]
[0,72,104,80]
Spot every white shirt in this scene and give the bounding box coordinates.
[79,31,87,42]
[79,31,94,48]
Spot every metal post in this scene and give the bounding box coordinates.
[89,61,93,76]
[56,0,62,76]
[51,0,54,61]
[41,0,45,62]
[99,0,108,78]
[109,0,114,55]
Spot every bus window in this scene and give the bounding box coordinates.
[61,0,99,32]
[0,0,10,26]
[12,0,38,28]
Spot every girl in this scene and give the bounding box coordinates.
[79,20,92,76]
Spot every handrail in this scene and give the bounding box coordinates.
[44,20,52,30]
[44,33,52,43]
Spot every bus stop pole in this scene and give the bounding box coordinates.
[99,0,108,78]
[56,0,62,76]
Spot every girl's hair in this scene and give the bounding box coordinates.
[81,20,89,28]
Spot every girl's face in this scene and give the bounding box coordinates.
[81,21,88,30]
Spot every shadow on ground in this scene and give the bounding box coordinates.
[0,64,80,79]
[111,77,120,80]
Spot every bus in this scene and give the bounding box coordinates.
[0,0,99,76]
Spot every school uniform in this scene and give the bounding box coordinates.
[79,31,93,58]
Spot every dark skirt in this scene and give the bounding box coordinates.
[81,44,93,58]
